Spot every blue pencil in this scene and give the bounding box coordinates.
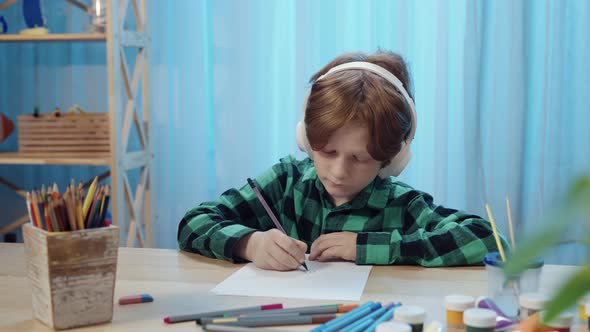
[310,302,375,332]
[365,305,399,332]
[340,303,395,332]
[320,302,382,332]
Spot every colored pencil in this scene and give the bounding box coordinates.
[201,313,340,327]
[82,176,98,220]
[247,177,308,272]
[202,324,285,332]
[64,189,77,231]
[164,303,283,324]
[26,192,37,228]
[234,304,358,318]
[85,185,101,228]
[98,185,110,227]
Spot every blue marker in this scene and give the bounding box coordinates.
[340,303,398,332]
[321,302,382,332]
[365,305,399,332]
[311,302,377,332]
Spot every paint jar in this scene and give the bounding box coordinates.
[445,295,475,329]
[376,321,412,332]
[578,295,590,321]
[519,292,549,321]
[463,308,497,332]
[394,305,426,332]
[539,311,574,332]
[484,252,544,318]
[586,303,590,331]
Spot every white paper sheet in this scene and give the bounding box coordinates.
[211,257,372,301]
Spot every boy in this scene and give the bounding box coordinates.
[178,50,507,271]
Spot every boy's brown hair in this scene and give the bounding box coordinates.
[305,51,413,166]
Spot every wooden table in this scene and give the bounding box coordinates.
[0,243,582,331]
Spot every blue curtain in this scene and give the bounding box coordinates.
[1,0,589,264]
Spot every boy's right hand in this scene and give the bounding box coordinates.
[235,229,307,271]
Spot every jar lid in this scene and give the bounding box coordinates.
[376,321,412,332]
[540,311,574,328]
[463,308,497,328]
[519,292,549,310]
[445,294,476,311]
[394,305,426,324]
[483,252,544,269]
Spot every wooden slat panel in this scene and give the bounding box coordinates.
[21,146,108,153]
[17,114,111,155]
[20,139,110,146]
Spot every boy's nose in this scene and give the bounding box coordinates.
[331,159,349,179]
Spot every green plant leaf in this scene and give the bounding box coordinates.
[542,265,590,323]
[569,175,590,214]
[503,219,567,277]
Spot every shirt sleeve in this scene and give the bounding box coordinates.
[177,160,290,262]
[355,190,510,266]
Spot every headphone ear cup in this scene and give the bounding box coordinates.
[296,120,313,157]
[378,143,412,178]
[295,89,314,158]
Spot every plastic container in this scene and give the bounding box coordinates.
[519,292,549,321]
[484,252,544,318]
[394,305,426,332]
[578,295,590,321]
[463,308,497,332]
[377,321,412,332]
[445,295,475,329]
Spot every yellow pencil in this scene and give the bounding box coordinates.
[485,203,506,261]
[505,196,516,250]
[82,176,98,220]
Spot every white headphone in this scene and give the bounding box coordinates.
[295,61,417,178]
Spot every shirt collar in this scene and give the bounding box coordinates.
[311,175,390,211]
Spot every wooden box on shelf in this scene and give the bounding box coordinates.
[22,223,119,330]
[17,113,110,155]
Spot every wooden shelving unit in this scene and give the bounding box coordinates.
[0,152,110,166]
[0,0,153,248]
[0,33,106,42]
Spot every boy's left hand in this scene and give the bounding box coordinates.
[309,232,357,262]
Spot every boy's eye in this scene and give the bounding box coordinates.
[354,155,369,162]
[322,150,336,155]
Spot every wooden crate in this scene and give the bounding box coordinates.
[22,223,119,330]
[17,113,110,154]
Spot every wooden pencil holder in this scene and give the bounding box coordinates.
[22,223,119,330]
[17,113,110,155]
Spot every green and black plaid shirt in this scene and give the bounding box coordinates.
[178,155,507,266]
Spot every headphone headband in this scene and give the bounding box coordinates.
[318,62,415,116]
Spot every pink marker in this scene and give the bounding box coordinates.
[118,294,154,305]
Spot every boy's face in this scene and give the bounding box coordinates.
[311,122,382,207]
